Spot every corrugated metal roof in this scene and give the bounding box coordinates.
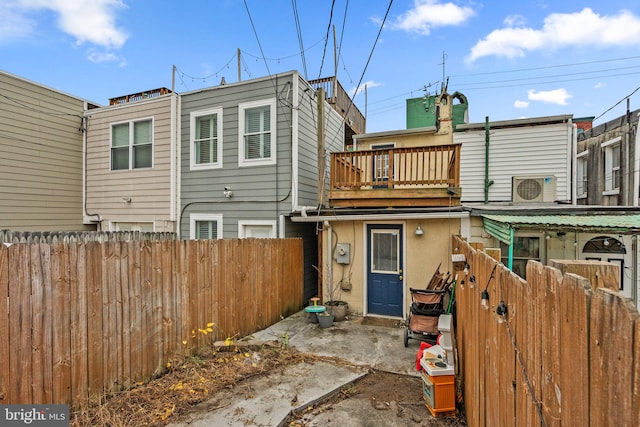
[482,214,640,233]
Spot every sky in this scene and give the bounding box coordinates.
[2,0,640,133]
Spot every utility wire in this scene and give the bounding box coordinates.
[317,0,336,78]
[240,37,325,61]
[594,85,640,121]
[340,0,394,125]
[292,0,308,79]
[337,0,348,64]
[243,0,272,78]
[175,54,236,82]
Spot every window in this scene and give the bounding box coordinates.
[111,119,153,170]
[238,99,276,167]
[189,214,223,239]
[371,143,395,183]
[602,137,621,194]
[500,236,541,279]
[577,152,588,198]
[190,108,223,170]
[238,220,277,238]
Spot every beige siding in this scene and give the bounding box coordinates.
[85,95,177,232]
[0,71,94,231]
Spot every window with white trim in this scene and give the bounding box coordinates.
[111,118,153,170]
[238,220,277,238]
[577,151,588,198]
[190,107,223,170]
[602,137,621,194]
[190,214,223,239]
[238,99,276,167]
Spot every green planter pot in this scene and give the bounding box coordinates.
[317,313,335,328]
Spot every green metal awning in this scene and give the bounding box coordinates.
[482,214,640,246]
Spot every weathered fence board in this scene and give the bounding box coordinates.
[0,238,303,407]
[453,236,638,427]
[0,245,9,402]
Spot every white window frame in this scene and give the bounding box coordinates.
[577,150,588,199]
[238,220,277,238]
[189,213,223,240]
[602,136,621,195]
[190,107,223,171]
[238,98,277,167]
[110,117,154,170]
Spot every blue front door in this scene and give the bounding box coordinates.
[367,224,403,317]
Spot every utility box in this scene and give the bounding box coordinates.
[335,243,350,264]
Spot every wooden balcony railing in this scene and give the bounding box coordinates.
[329,144,461,207]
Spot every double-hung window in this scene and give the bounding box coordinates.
[190,107,223,170]
[111,119,153,170]
[238,99,276,167]
[577,151,588,198]
[602,136,621,195]
[189,214,223,240]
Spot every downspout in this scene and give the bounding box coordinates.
[633,114,640,207]
[325,220,333,302]
[82,111,102,227]
[508,226,514,271]
[484,116,494,204]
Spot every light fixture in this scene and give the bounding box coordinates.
[415,225,424,236]
[122,197,132,204]
[496,301,508,317]
[481,289,489,310]
[545,233,551,240]
[223,186,233,198]
[603,239,610,246]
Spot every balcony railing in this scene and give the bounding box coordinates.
[329,144,461,207]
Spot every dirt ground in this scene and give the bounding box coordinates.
[287,370,466,426]
[70,344,466,427]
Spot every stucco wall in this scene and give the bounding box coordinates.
[321,217,461,317]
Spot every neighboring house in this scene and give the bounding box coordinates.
[292,90,466,318]
[456,113,640,306]
[0,70,99,232]
[576,108,640,207]
[84,88,179,232]
[455,115,576,204]
[179,71,357,300]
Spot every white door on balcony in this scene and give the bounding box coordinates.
[372,143,394,187]
[367,224,403,317]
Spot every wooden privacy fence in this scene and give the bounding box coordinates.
[453,236,640,427]
[0,238,303,406]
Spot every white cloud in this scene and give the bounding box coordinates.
[0,3,35,43]
[87,48,126,66]
[594,82,606,89]
[391,0,476,35]
[467,8,640,62]
[527,88,572,106]
[349,80,381,97]
[514,100,530,109]
[503,14,526,27]
[4,0,128,49]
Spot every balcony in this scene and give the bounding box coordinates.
[309,77,366,135]
[329,144,461,208]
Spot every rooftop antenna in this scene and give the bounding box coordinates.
[439,51,448,92]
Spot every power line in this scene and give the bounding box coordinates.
[451,55,640,78]
[291,0,308,80]
[243,0,272,78]
[240,37,325,62]
[318,0,336,79]
[455,71,640,91]
[595,85,640,121]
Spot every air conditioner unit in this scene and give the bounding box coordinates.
[512,176,556,203]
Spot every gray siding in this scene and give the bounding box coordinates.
[295,75,345,209]
[179,72,297,237]
[456,122,572,203]
[0,70,94,231]
[577,110,639,206]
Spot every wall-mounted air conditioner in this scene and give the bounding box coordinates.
[512,176,556,203]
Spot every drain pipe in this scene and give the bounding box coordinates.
[325,220,333,303]
[484,116,494,204]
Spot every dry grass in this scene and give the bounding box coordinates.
[70,343,315,427]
